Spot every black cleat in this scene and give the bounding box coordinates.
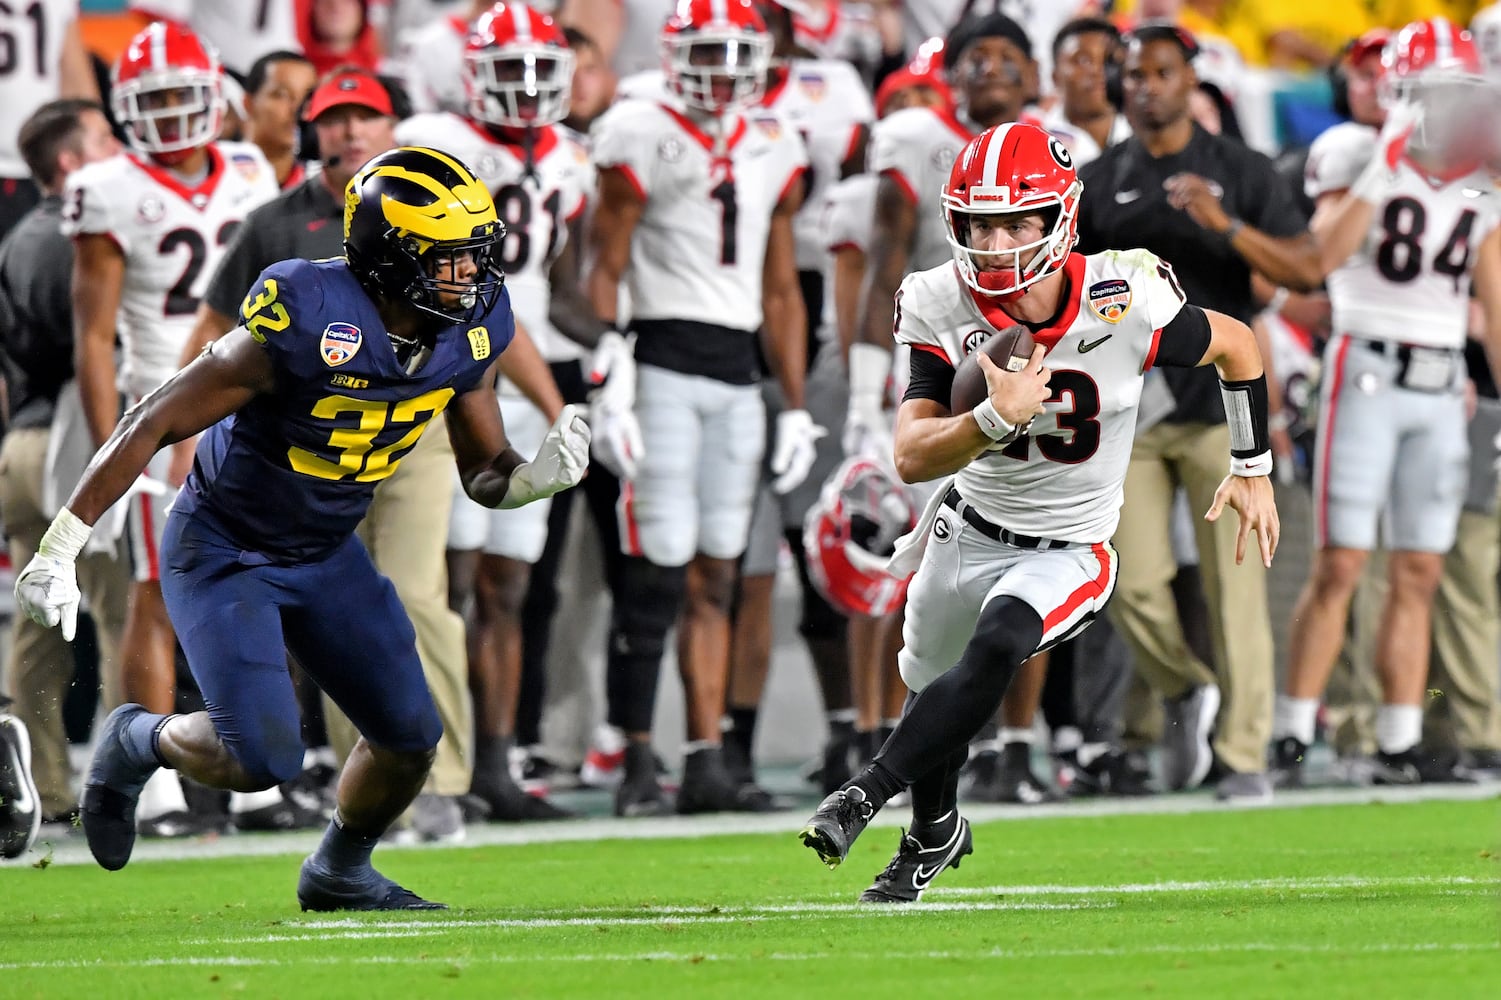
[1269,736,1308,789]
[859,817,973,903]
[296,857,446,912]
[0,708,42,860]
[1068,749,1156,798]
[963,743,1060,804]
[614,743,670,817]
[1371,748,1424,785]
[676,747,781,814]
[798,786,874,869]
[231,794,325,833]
[471,768,576,823]
[79,704,160,871]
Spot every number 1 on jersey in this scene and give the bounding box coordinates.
[710,177,738,265]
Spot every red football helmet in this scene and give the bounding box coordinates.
[112,21,225,163]
[661,0,772,114]
[942,122,1082,301]
[803,458,918,618]
[465,2,575,128]
[1381,17,1497,164]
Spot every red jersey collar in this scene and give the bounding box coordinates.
[659,103,748,155]
[965,253,1086,350]
[462,117,560,163]
[127,145,225,210]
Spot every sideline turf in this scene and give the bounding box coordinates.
[1,799,1497,998]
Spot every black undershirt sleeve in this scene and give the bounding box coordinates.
[1153,304,1214,368]
[903,348,956,405]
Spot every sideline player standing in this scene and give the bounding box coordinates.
[1274,19,1501,784]
[798,122,1279,902]
[15,147,590,910]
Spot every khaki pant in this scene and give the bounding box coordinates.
[321,418,472,794]
[1429,508,1501,751]
[0,428,129,817]
[1109,421,1275,774]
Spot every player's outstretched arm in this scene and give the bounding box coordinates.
[1195,309,1280,568]
[16,330,275,638]
[448,363,590,510]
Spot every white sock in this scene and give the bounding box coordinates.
[1052,726,1083,755]
[229,788,283,814]
[1375,704,1424,755]
[998,727,1035,746]
[136,767,187,820]
[1076,742,1111,767]
[1274,695,1319,745]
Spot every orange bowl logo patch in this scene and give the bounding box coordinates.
[1087,279,1131,324]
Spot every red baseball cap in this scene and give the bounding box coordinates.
[303,69,393,122]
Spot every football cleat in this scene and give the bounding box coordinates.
[962,743,1060,804]
[614,742,670,818]
[297,856,446,912]
[1067,748,1155,798]
[1161,684,1220,791]
[676,747,781,815]
[80,704,161,871]
[1371,748,1424,785]
[1269,736,1308,789]
[859,817,973,903]
[798,785,874,869]
[0,707,42,860]
[470,767,576,823]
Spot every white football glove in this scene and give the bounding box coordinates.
[844,342,894,462]
[589,329,637,414]
[500,405,592,508]
[590,400,644,481]
[15,508,93,641]
[771,408,827,494]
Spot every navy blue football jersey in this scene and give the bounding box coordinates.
[176,257,512,562]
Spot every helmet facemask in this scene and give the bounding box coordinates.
[465,43,576,128]
[944,198,1078,302]
[113,70,225,162]
[664,31,772,114]
[1390,73,1501,169]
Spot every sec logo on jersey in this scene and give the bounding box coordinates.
[320,322,362,367]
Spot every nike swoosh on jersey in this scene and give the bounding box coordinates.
[1078,334,1113,353]
[1114,190,1141,204]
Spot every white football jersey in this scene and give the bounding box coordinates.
[869,105,975,273]
[61,143,279,398]
[1308,124,1501,349]
[1040,107,1132,170]
[817,173,877,345]
[396,113,592,370]
[397,14,470,116]
[128,0,299,76]
[896,249,1188,543]
[0,0,78,178]
[762,59,874,270]
[590,97,808,330]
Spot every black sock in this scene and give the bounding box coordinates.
[843,760,907,810]
[725,706,757,752]
[312,812,379,872]
[910,747,967,834]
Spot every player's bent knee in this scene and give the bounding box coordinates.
[1386,551,1445,599]
[225,741,305,791]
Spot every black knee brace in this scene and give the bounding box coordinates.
[606,557,688,734]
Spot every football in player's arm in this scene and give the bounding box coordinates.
[13,147,589,911]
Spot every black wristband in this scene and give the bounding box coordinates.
[1219,375,1271,457]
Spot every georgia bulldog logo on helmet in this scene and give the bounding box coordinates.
[661,0,773,115]
[803,458,918,617]
[942,122,1083,303]
[464,2,576,129]
[112,21,226,165]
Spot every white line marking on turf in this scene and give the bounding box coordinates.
[929,874,1496,897]
[1,941,1497,972]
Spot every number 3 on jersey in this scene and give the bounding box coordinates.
[241,277,291,342]
[288,388,455,482]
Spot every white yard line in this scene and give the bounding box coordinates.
[4,781,1497,869]
[1,940,1497,973]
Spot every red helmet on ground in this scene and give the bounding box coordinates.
[803,458,918,618]
[1382,18,1496,167]
[112,21,225,163]
[661,0,772,115]
[942,122,1082,302]
[465,2,575,128]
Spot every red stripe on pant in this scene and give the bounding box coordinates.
[1315,336,1352,549]
[138,490,161,580]
[617,480,643,558]
[1042,543,1111,633]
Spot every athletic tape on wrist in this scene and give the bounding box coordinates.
[37,507,92,562]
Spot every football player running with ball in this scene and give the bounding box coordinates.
[14,147,589,911]
[798,123,1279,902]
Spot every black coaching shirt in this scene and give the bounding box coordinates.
[1076,124,1309,424]
[203,173,344,320]
[0,195,79,430]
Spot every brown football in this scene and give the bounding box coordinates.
[949,325,1036,413]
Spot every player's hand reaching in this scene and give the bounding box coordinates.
[499,405,592,509]
[589,330,637,413]
[1205,473,1280,568]
[978,345,1050,427]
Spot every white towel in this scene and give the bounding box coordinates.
[884,474,954,578]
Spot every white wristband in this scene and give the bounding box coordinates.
[1230,451,1274,478]
[972,397,1015,442]
[848,342,892,408]
[37,507,92,562]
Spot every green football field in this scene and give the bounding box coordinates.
[2,793,1499,999]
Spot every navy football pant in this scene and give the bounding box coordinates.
[160,510,442,788]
